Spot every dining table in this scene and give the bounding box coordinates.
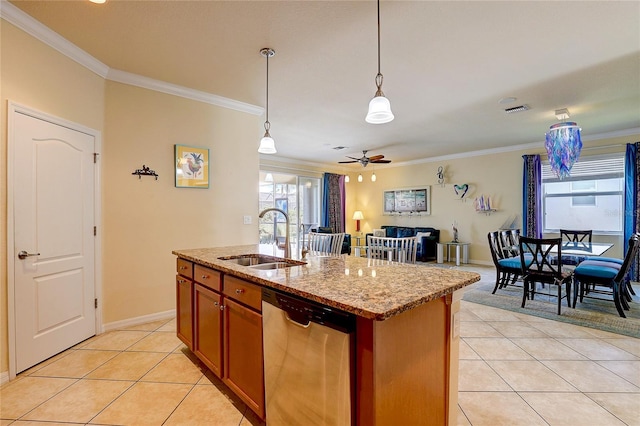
[546,241,614,257]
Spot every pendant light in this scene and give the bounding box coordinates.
[258,48,277,154]
[365,0,394,124]
[544,108,582,179]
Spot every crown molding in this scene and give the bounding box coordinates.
[1,1,109,77]
[106,69,263,115]
[390,127,640,169]
[1,1,263,116]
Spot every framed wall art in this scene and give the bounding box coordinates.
[175,144,209,188]
[383,187,431,215]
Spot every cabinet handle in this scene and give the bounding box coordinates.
[179,266,187,270]
[201,275,208,279]
[214,301,218,306]
[220,305,225,311]
[178,279,185,284]
[235,289,244,295]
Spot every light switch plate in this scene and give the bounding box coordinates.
[243,215,252,225]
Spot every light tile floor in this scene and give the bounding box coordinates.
[2,293,639,425]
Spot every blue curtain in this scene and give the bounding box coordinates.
[522,154,542,238]
[624,142,639,280]
[321,173,346,232]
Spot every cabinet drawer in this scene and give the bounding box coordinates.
[195,264,221,291]
[224,275,262,312]
[176,258,193,279]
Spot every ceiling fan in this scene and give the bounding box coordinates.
[338,150,392,167]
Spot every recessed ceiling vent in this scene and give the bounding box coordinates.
[333,146,348,150]
[504,104,530,114]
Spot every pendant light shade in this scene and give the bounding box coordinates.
[258,48,277,154]
[366,0,394,124]
[545,112,582,179]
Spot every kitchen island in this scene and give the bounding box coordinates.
[173,244,480,425]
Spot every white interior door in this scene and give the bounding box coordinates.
[11,108,97,374]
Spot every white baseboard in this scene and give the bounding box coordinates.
[102,309,176,333]
[1,371,9,385]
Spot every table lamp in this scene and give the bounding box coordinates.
[353,211,364,232]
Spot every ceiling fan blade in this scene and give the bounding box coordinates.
[338,160,359,164]
[368,155,384,161]
[371,159,392,164]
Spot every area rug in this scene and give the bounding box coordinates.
[441,264,640,338]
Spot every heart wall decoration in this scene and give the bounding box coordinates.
[454,183,469,199]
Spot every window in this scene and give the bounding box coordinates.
[542,155,624,234]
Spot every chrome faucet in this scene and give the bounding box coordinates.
[258,208,290,258]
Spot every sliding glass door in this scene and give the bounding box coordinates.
[259,171,321,256]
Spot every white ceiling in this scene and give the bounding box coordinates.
[8,0,640,168]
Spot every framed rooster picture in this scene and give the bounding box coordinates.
[175,144,210,188]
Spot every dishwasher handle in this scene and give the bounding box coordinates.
[284,312,311,328]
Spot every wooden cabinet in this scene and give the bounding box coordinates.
[223,296,264,419]
[175,258,264,420]
[176,259,194,349]
[194,283,223,377]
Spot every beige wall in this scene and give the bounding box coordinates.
[103,81,259,323]
[348,135,639,264]
[1,20,260,376]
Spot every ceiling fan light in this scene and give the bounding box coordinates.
[358,173,363,182]
[258,133,277,154]
[366,95,394,124]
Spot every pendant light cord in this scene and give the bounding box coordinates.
[265,51,270,132]
[375,0,384,92]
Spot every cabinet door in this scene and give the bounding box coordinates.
[223,298,265,419]
[176,275,193,349]
[194,283,223,377]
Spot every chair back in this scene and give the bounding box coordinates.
[488,231,505,264]
[519,237,565,284]
[367,236,417,263]
[307,232,345,255]
[499,229,520,257]
[560,229,592,243]
[614,233,640,285]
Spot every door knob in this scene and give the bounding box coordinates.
[18,250,40,260]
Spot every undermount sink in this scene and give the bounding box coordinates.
[247,262,299,270]
[218,254,306,269]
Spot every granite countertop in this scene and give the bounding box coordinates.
[173,244,480,321]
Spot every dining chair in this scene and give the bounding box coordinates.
[307,232,345,255]
[488,231,526,293]
[572,233,640,317]
[367,236,417,263]
[558,229,593,266]
[519,237,574,315]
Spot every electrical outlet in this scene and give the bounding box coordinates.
[243,215,252,225]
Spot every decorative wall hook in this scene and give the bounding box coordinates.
[132,165,158,180]
[437,166,445,186]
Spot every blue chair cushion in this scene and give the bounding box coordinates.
[585,256,623,265]
[498,253,533,269]
[578,260,622,270]
[574,262,619,280]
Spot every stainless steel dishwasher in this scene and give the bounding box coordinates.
[262,288,355,426]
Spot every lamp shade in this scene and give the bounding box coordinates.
[352,211,364,220]
[366,95,394,124]
[545,121,582,179]
[258,135,277,154]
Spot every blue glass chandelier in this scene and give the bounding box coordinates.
[545,119,582,179]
